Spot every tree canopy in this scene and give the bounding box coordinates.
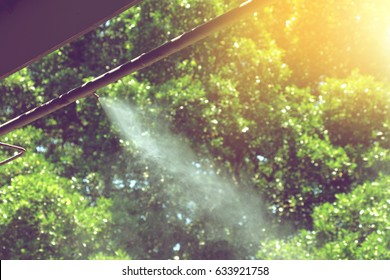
[1,0,389,259]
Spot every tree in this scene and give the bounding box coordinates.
[257,176,390,259]
[0,128,121,259]
[265,0,390,86]
[1,0,389,260]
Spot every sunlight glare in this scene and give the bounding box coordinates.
[386,27,390,48]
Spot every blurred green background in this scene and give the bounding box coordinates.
[0,0,389,259]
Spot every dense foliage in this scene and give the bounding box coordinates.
[1,0,389,259]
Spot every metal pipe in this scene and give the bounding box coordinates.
[0,142,26,165]
[0,0,273,137]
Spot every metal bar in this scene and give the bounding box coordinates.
[0,0,273,137]
[0,142,26,165]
